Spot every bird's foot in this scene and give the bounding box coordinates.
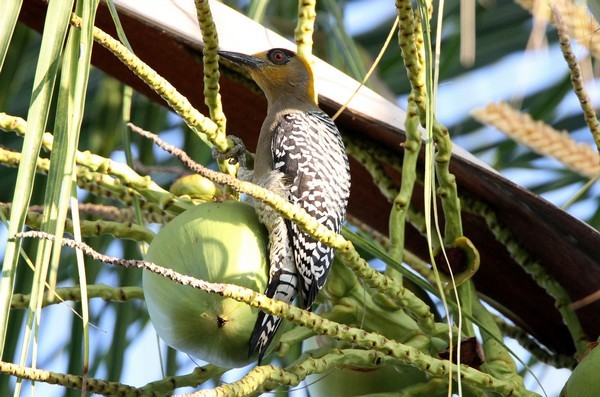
[212,135,247,167]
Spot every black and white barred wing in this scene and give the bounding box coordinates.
[272,111,351,309]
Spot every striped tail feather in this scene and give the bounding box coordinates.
[249,269,298,363]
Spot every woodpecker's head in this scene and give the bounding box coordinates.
[218,48,317,107]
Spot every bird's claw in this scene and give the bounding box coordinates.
[212,135,247,167]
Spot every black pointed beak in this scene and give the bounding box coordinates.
[218,51,265,70]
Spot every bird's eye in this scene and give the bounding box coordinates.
[268,49,290,65]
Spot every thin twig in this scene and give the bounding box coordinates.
[553,6,600,155]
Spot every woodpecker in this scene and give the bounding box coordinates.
[217,48,351,363]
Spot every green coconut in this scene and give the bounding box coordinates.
[143,201,270,368]
[169,174,221,201]
[561,341,600,397]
